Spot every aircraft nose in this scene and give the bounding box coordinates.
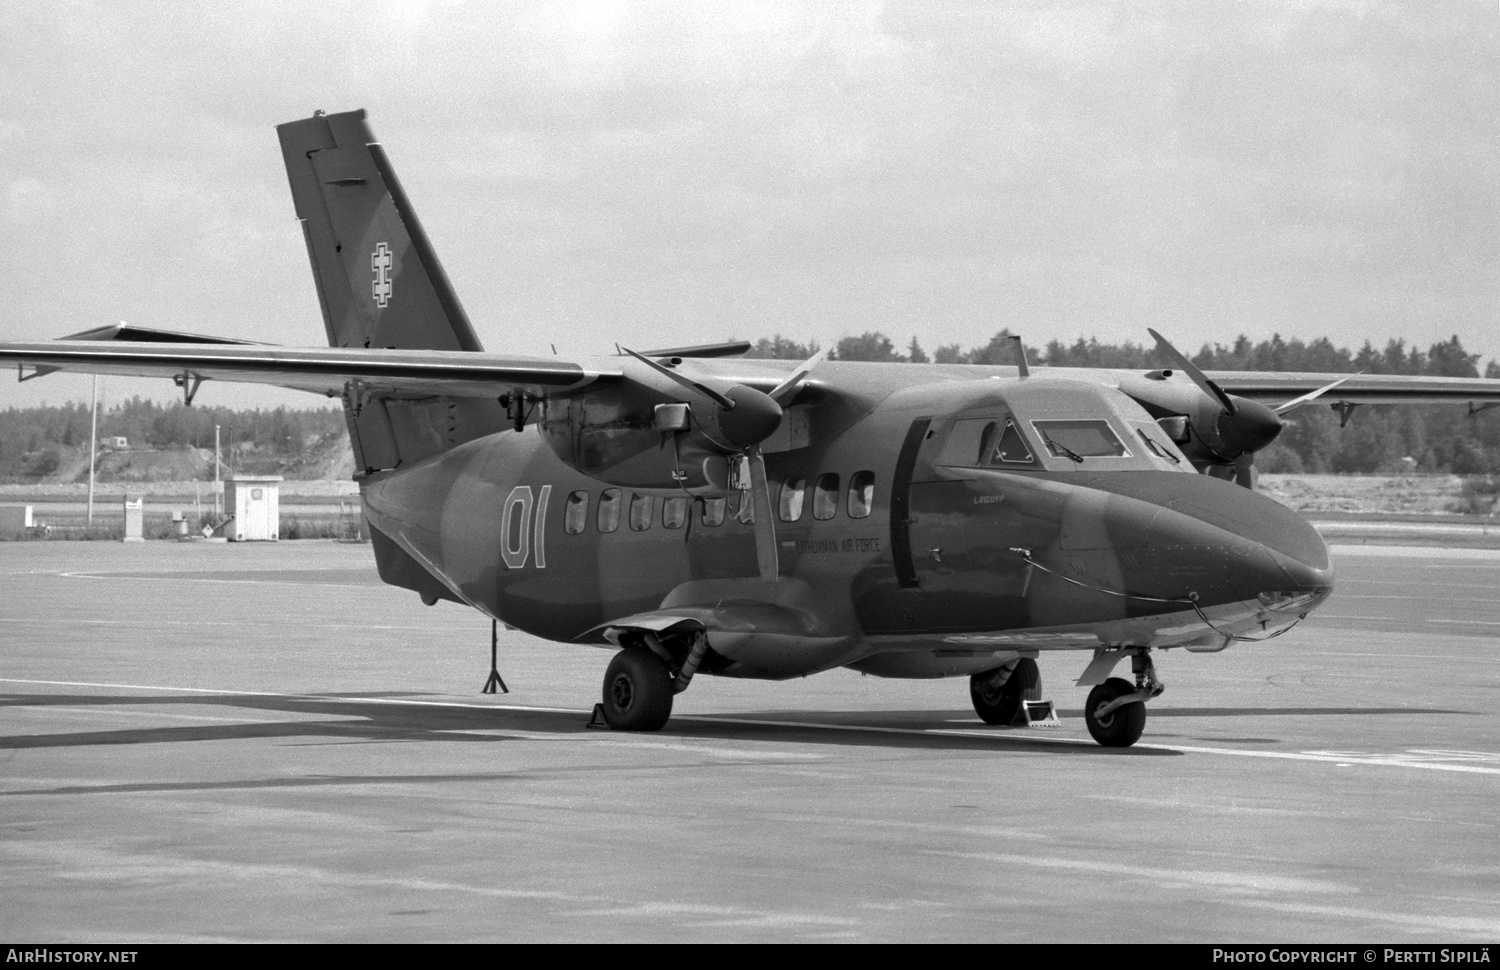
[1254,543,1334,617]
[1036,471,1335,620]
[1168,479,1333,608]
[1142,474,1335,616]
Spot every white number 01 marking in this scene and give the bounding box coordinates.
[501,484,552,569]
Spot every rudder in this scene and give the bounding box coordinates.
[277,109,483,353]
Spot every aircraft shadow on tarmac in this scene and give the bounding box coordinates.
[0,690,1162,758]
[1079,706,1475,718]
[0,691,1472,766]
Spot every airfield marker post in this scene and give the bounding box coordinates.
[481,619,508,694]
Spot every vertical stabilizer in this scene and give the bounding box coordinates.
[277,109,483,352]
[277,110,504,481]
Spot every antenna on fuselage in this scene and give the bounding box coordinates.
[1009,334,1030,378]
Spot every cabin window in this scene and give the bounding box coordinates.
[1031,419,1128,459]
[564,490,589,535]
[629,493,655,531]
[813,473,840,520]
[848,471,874,518]
[662,496,688,529]
[779,478,806,522]
[700,497,726,527]
[597,488,621,533]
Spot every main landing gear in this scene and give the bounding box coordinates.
[970,658,1042,726]
[1082,650,1164,748]
[594,630,710,731]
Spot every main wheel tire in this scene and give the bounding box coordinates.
[601,648,674,731]
[970,657,1042,726]
[1084,676,1146,748]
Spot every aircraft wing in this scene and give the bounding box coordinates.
[0,339,620,399]
[1206,371,1500,408]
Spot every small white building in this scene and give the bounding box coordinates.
[122,495,144,542]
[225,476,282,541]
[0,505,34,536]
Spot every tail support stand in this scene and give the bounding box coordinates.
[481,619,509,695]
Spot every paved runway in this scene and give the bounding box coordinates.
[1,540,1497,942]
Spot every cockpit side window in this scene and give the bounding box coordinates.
[984,418,1035,466]
[1136,427,1181,464]
[939,416,1036,467]
[938,418,993,466]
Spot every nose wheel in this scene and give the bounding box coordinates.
[1082,650,1163,748]
[1084,678,1147,747]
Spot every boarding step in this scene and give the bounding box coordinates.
[1018,699,1060,728]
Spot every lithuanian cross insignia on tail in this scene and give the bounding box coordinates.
[371,242,392,307]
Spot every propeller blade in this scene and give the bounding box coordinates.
[746,445,779,583]
[1274,374,1359,415]
[622,347,735,410]
[768,345,832,405]
[1147,328,1236,415]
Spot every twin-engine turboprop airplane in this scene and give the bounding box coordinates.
[8,110,1500,746]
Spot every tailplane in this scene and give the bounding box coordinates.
[277,109,483,353]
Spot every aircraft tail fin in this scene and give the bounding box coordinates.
[277,109,483,353]
[278,110,504,480]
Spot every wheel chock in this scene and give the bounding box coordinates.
[586,703,611,729]
[1020,699,1060,728]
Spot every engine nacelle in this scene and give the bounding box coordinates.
[1118,372,1281,469]
[538,361,783,490]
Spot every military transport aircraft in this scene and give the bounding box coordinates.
[7,109,1500,747]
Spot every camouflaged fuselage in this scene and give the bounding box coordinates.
[359,373,1333,680]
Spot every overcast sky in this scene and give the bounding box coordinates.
[2,0,1495,410]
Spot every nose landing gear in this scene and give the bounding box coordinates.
[1082,650,1163,748]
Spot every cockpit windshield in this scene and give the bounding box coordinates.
[933,380,1192,472]
[1031,419,1127,459]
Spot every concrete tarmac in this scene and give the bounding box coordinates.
[1,540,1497,942]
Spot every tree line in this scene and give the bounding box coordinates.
[0,399,345,481]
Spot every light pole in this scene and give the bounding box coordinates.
[86,376,99,525]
